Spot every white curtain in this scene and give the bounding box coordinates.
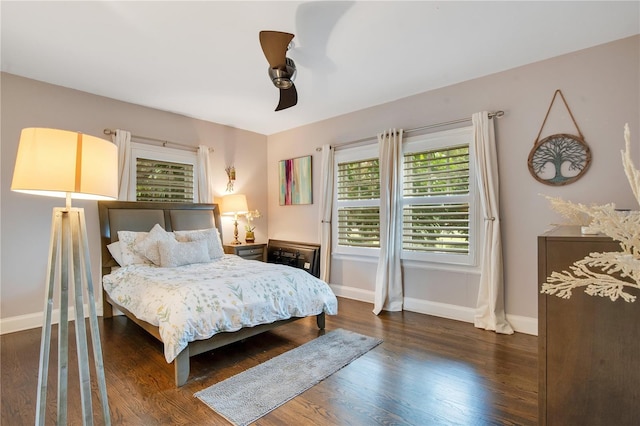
[197,145,214,203]
[472,112,514,334]
[112,129,133,200]
[373,129,404,315]
[318,144,335,283]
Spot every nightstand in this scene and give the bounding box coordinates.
[223,242,267,262]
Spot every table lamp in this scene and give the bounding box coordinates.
[221,194,248,245]
[11,128,116,425]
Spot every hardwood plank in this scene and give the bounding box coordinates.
[1,297,537,425]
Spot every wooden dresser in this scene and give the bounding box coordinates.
[538,226,640,425]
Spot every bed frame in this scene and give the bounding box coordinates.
[98,201,325,387]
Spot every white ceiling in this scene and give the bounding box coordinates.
[2,1,639,135]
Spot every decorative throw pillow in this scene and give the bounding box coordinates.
[107,241,124,266]
[174,228,224,260]
[134,224,174,266]
[117,230,152,266]
[158,238,209,268]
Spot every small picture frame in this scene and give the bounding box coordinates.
[279,155,312,205]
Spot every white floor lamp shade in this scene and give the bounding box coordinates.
[12,128,117,425]
[12,127,118,201]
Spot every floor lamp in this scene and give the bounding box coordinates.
[221,194,248,245]
[11,128,117,425]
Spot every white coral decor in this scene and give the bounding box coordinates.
[541,124,640,302]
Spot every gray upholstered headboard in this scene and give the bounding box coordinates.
[97,201,223,275]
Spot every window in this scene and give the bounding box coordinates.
[129,143,198,202]
[332,126,478,266]
[402,127,477,265]
[136,158,194,202]
[333,145,380,256]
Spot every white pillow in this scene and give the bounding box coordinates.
[174,228,224,260]
[134,224,174,266]
[107,241,124,266]
[117,230,152,266]
[158,238,209,268]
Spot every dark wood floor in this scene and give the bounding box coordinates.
[1,297,538,425]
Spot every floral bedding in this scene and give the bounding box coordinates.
[103,255,338,362]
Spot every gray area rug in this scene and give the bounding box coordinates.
[194,328,382,426]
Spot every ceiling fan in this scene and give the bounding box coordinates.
[259,31,297,111]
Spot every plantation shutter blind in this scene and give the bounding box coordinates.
[136,157,194,202]
[336,158,380,248]
[403,145,471,254]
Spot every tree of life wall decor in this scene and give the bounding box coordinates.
[528,90,591,186]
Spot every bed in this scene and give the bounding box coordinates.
[98,201,338,387]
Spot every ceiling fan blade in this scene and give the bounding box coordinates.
[275,84,298,111]
[259,31,294,68]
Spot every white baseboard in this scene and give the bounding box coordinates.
[0,304,92,335]
[505,314,538,336]
[403,296,476,323]
[329,283,374,303]
[329,283,538,336]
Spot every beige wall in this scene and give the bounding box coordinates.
[0,73,268,321]
[2,35,638,332]
[266,36,640,328]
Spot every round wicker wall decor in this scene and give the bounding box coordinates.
[528,90,591,186]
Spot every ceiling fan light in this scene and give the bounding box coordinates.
[273,78,293,89]
[268,57,297,90]
[269,67,294,89]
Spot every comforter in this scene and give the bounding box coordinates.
[103,255,338,362]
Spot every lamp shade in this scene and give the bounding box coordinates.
[11,128,118,200]
[220,194,248,215]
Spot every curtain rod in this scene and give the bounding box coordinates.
[103,129,211,152]
[314,110,504,152]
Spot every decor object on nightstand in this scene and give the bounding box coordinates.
[244,209,261,242]
[11,128,116,425]
[528,89,591,186]
[279,155,312,205]
[221,193,248,245]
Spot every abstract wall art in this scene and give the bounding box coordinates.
[279,155,312,205]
